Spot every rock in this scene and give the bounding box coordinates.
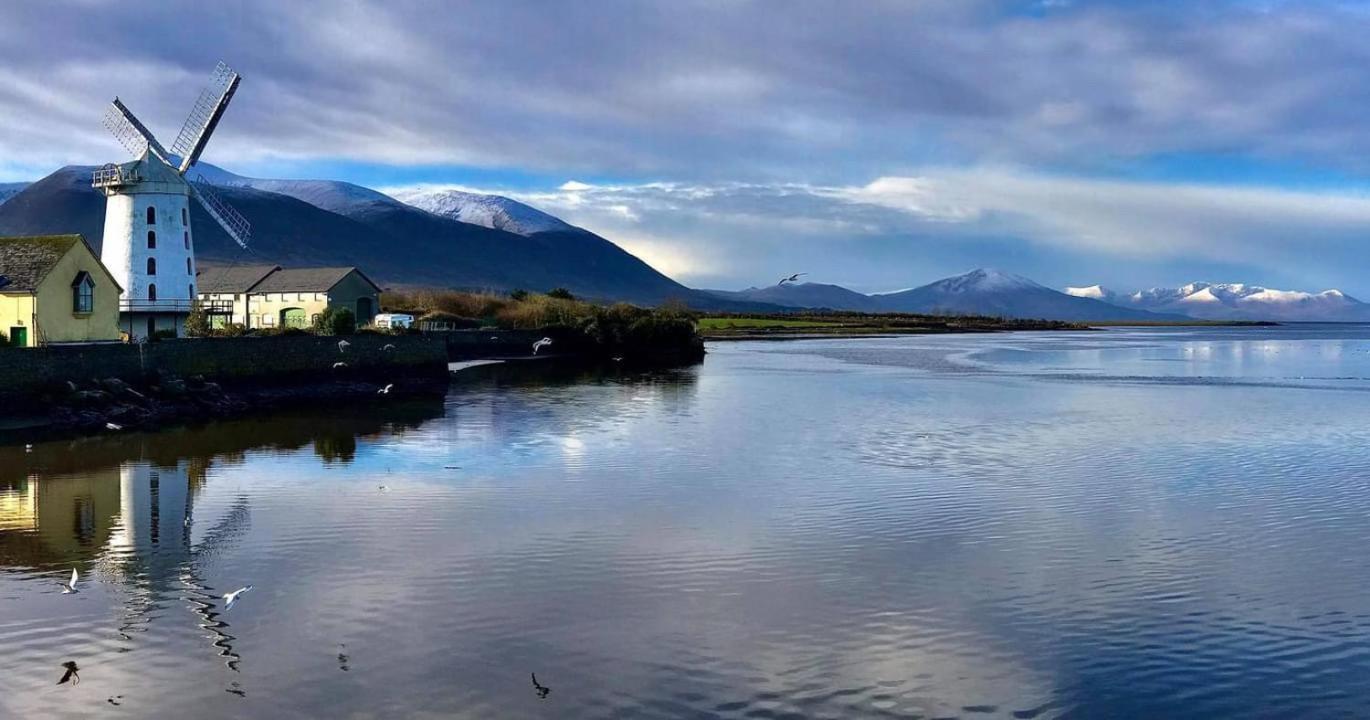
[73,389,111,407]
[99,378,129,394]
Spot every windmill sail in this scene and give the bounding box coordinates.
[103,99,173,162]
[172,62,241,174]
[190,175,251,249]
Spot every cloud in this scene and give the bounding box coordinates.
[397,168,1370,293]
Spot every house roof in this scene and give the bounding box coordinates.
[251,267,380,294]
[0,234,120,293]
[195,265,281,293]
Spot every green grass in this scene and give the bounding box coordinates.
[696,317,845,330]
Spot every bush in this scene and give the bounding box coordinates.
[0,330,8,348]
[185,304,211,338]
[546,287,575,300]
[253,326,310,337]
[149,329,179,342]
[509,289,529,301]
[312,307,356,336]
[214,322,248,337]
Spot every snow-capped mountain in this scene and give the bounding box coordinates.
[1065,281,1370,321]
[872,269,1175,320]
[389,188,577,236]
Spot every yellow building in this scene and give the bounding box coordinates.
[197,265,382,329]
[0,234,123,347]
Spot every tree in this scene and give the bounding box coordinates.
[546,287,574,300]
[184,303,210,337]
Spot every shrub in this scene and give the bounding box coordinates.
[214,323,248,338]
[546,287,575,300]
[0,330,8,348]
[509,289,529,301]
[185,304,211,338]
[149,329,179,342]
[312,307,356,336]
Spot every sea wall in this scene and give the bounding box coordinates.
[0,334,448,403]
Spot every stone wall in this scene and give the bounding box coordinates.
[0,334,448,402]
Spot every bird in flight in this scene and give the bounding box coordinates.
[105,422,123,431]
[382,343,396,351]
[333,362,348,369]
[778,273,807,285]
[60,568,79,594]
[338,340,351,353]
[531,672,550,699]
[223,586,253,611]
[377,384,393,395]
[57,662,80,686]
[532,337,554,355]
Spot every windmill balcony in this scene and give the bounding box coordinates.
[120,299,232,313]
[92,164,142,189]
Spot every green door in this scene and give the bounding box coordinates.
[9,326,26,347]
[281,308,307,329]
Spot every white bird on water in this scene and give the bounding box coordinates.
[338,340,351,353]
[223,586,253,611]
[532,337,553,355]
[60,568,79,594]
[377,384,393,395]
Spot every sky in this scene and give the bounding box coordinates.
[3,0,1370,294]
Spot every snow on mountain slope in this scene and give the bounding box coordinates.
[191,164,404,215]
[1071,280,1370,320]
[0,182,28,207]
[389,188,577,236]
[1064,284,1114,300]
[873,269,1175,320]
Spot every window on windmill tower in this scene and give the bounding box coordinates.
[147,230,156,249]
[183,231,189,249]
[147,206,156,225]
[181,207,188,225]
[147,257,157,276]
[148,283,157,301]
[186,258,192,274]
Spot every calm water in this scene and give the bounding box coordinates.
[5,325,1370,718]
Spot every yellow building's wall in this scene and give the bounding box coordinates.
[0,293,36,346]
[246,291,331,328]
[33,244,122,344]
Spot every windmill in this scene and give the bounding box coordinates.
[92,61,249,341]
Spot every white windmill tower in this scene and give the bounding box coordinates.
[92,61,251,341]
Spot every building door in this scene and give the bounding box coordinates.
[9,326,26,347]
[355,297,373,324]
[147,317,156,339]
[281,308,307,329]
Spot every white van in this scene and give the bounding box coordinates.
[373,313,414,329]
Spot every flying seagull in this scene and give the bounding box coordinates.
[338,340,351,353]
[105,422,123,431]
[778,273,807,285]
[377,384,393,395]
[532,672,550,699]
[532,337,554,355]
[57,661,80,686]
[378,485,390,492]
[333,362,348,369]
[60,568,79,594]
[382,343,396,351]
[223,586,253,611]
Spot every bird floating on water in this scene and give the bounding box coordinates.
[532,337,554,355]
[377,384,393,395]
[778,272,807,285]
[338,340,351,353]
[25,443,33,453]
[60,568,79,594]
[532,672,550,699]
[57,661,80,686]
[223,586,253,611]
[378,484,391,492]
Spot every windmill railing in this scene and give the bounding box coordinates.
[92,164,140,189]
[119,299,233,313]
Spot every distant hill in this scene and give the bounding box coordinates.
[390,188,578,236]
[1068,281,1370,321]
[0,164,763,309]
[704,282,882,311]
[708,269,1180,321]
[0,183,26,207]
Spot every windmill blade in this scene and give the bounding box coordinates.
[189,176,251,249]
[172,62,241,174]
[103,98,172,163]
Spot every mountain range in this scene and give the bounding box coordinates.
[1,165,1365,322]
[1065,282,1370,321]
[0,165,754,309]
[708,269,1179,321]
